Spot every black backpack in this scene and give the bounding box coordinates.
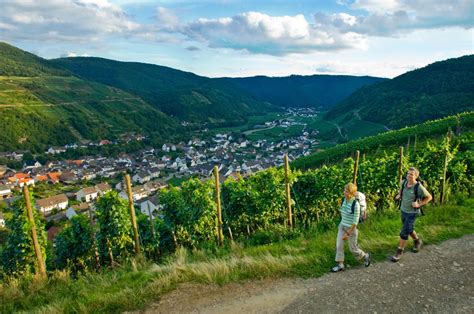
[400,179,426,215]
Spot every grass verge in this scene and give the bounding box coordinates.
[1,198,473,313]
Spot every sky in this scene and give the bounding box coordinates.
[0,0,473,78]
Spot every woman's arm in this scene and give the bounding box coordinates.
[345,224,357,236]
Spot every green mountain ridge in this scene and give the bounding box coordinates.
[0,75,177,152]
[220,74,387,109]
[324,55,474,129]
[0,42,178,152]
[2,42,471,154]
[0,42,68,77]
[51,57,276,124]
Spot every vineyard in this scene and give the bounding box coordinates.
[293,111,474,169]
[0,113,473,312]
[0,116,474,312]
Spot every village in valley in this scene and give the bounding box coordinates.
[0,108,320,230]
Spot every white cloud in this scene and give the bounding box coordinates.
[0,0,140,43]
[352,0,402,13]
[312,59,420,77]
[60,52,91,57]
[181,12,367,55]
[156,6,179,30]
[342,0,474,36]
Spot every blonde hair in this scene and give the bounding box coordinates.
[344,182,357,199]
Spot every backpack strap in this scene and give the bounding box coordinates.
[414,181,425,216]
[350,199,359,215]
[399,179,407,209]
[414,182,420,201]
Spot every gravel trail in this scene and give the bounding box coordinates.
[144,235,474,313]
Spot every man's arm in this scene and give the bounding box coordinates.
[413,186,432,208]
[417,193,432,207]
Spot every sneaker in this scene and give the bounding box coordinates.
[364,253,371,267]
[331,264,345,272]
[390,248,404,262]
[413,238,422,253]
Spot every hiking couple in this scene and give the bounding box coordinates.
[331,167,432,272]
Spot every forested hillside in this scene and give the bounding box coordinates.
[52,57,276,124]
[0,43,178,152]
[0,42,68,77]
[0,76,177,152]
[325,55,474,128]
[222,75,386,109]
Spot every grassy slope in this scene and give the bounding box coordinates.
[1,199,472,312]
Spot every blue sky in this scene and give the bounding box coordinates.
[0,0,472,78]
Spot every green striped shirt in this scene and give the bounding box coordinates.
[340,197,360,227]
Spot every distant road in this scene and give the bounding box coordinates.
[243,125,275,135]
[0,97,142,109]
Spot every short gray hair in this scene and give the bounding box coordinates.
[408,167,419,178]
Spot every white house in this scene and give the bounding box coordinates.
[36,194,69,215]
[119,185,148,201]
[65,207,77,220]
[17,178,35,188]
[23,160,42,170]
[0,185,12,199]
[133,172,151,184]
[148,167,160,179]
[81,171,97,181]
[95,183,111,196]
[138,196,161,218]
[76,187,99,202]
[156,161,166,169]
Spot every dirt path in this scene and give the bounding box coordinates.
[144,235,474,313]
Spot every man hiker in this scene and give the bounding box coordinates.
[392,167,432,262]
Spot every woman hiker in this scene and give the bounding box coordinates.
[331,183,371,272]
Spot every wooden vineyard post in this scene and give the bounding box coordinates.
[227,226,234,242]
[88,206,100,268]
[352,150,360,185]
[213,166,224,246]
[398,146,404,185]
[406,137,411,153]
[414,134,418,153]
[22,185,46,279]
[440,137,450,205]
[125,174,141,255]
[284,154,293,228]
[146,202,159,258]
[106,238,114,266]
